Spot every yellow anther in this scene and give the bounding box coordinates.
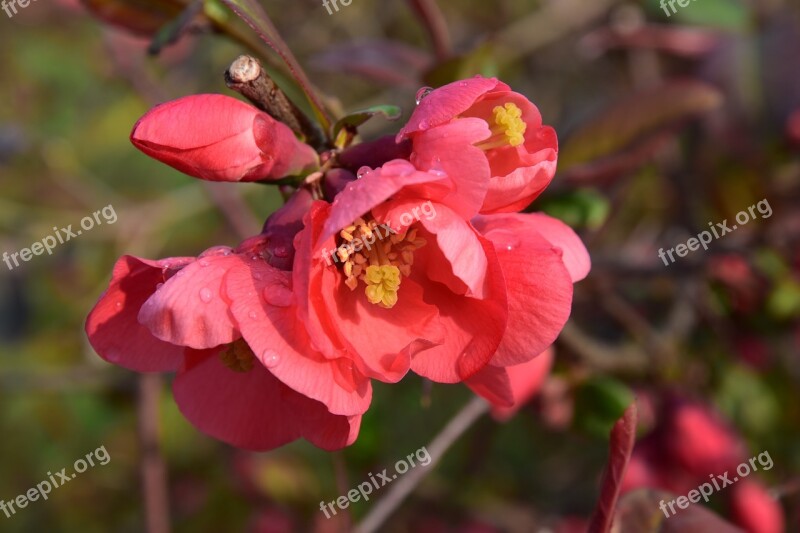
[364,265,401,308]
[219,340,255,373]
[493,103,527,146]
[333,216,427,309]
[475,102,528,150]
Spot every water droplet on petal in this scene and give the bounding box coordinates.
[199,287,213,303]
[262,282,292,307]
[415,86,433,104]
[272,246,289,259]
[252,271,263,280]
[176,269,186,277]
[418,118,430,129]
[489,230,521,252]
[115,301,123,309]
[106,348,121,363]
[199,246,234,259]
[155,283,164,291]
[198,260,210,267]
[459,81,468,87]
[248,310,258,320]
[356,166,372,179]
[262,350,280,368]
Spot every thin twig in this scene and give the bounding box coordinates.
[354,396,490,533]
[138,374,171,533]
[225,55,327,150]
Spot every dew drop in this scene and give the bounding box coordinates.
[252,271,263,280]
[490,230,521,252]
[198,260,210,267]
[155,283,164,291]
[199,246,234,258]
[415,86,434,104]
[262,350,281,368]
[356,166,372,179]
[248,310,258,320]
[262,283,292,307]
[272,246,290,259]
[199,287,213,303]
[176,269,186,277]
[106,348,121,363]
[115,301,123,309]
[418,119,430,129]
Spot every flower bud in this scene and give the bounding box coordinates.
[131,94,318,182]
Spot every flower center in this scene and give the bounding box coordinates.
[476,102,527,150]
[219,339,255,373]
[334,216,426,308]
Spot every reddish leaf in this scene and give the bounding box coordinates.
[80,0,185,36]
[588,401,638,533]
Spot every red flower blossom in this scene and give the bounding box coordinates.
[305,158,588,387]
[85,197,368,451]
[397,76,559,214]
[130,94,318,182]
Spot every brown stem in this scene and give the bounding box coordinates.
[138,374,171,533]
[354,396,489,533]
[225,55,328,151]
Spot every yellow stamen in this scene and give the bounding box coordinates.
[364,265,401,308]
[331,216,427,309]
[219,339,255,373]
[476,102,527,150]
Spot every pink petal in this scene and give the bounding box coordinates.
[85,255,193,372]
[224,256,372,416]
[476,212,590,282]
[321,160,447,245]
[173,349,360,451]
[409,234,507,383]
[418,204,489,298]
[138,253,240,349]
[474,215,575,366]
[408,117,492,219]
[397,76,500,140]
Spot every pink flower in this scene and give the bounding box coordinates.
[130,94,318,182]
[85,201,369,451]
[306,158,588,385]
[397,77,559,214]
[730,480,785,533]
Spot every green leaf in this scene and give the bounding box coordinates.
[645,0,749,31]
[574,377,635,438]
[332,105,402,143]
[538,189,610,229]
